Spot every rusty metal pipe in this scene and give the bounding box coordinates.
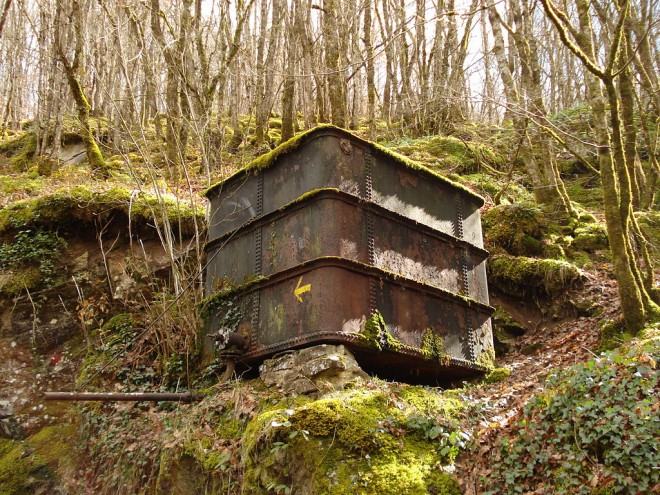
[43,391,202,402]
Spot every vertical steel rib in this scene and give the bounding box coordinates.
[252,175,264,341]
[456,194,475,359]
[364,152,377,314]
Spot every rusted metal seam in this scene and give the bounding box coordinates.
[455,194,476,360]
[242,332,487,372]
[204,189,489,260]
[215,256,493,315]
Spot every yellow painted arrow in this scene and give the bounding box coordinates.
[294,276,311,302]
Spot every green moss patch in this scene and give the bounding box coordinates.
[488,255,584,298]
[242,385,468,494]
[387,134,503,176]
[0,424,76,495]
[484,367,511,384]
[571,222,609,252]
[0,185,205,237]
[358,310,403,352]
[482,203,546,256]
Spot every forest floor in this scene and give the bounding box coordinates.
[456,265,621,492]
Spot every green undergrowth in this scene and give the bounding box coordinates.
[0,184,205,237]
[79,307,196,391]
[484,338,660,494]
[75,380,470,495]
[0,228,67,295]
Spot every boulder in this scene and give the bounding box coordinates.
[259,344,368,395]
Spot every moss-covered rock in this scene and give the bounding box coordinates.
[482,203,546,256]
[241,386,468,495]
[0,185,205,237]
[488,255,584,298]
[2,132,37,171]
[491,308,526,355]
[572,223,609,252]
[0,424,76,495]
[0,266,42,296]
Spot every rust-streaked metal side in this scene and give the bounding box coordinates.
[204,258,493,383]
[205,189,489,305]
[203,126,494,383]
[207,128,484,247]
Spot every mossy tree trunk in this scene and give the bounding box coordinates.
[629,4,660,210]
[55,0,108,178]
[323,0,346,127]
[488,3,573,221]
[254,0,283,146]
[541,0,659,331]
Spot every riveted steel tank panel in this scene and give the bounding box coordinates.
[204,127,493,381]
[206,129,485,244]
[203,258,493,382]
[205,190,490,304]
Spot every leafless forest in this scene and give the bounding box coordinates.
[2,0,658,330]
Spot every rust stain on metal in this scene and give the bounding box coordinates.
[204,127,494,384]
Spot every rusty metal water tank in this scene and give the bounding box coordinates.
[203,125,494,383]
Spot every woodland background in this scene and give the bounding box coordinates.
[0,0,658,494]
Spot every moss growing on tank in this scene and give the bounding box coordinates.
[359,310,402,352]
[420,329,449,365]
[204,125,484,204]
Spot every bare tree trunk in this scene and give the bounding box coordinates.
[363,0,376,136]
[255,0,283,145]
[376,0,394,125]
[323,0,346,127]
[281,0,297,142]
[0,0,13,41]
